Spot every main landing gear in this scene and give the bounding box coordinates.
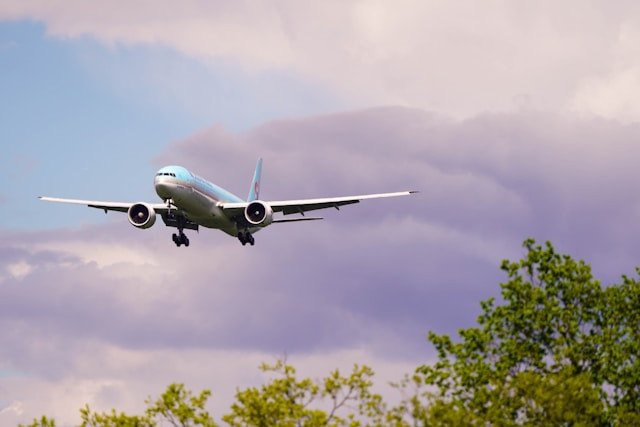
[170,213,191,248]
[172,230,190,247]
[238,230,255,246]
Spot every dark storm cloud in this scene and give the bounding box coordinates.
[4,108,640,382]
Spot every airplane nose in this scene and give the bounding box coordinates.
[155,181,171,199]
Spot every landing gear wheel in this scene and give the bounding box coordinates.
[238,231,254,246]
[173,231,189,247]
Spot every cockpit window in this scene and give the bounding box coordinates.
[157,172,177,177]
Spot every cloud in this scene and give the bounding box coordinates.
[3,107,640,424]
[4,2,640,119]
[569,21,640,120]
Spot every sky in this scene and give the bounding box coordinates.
[2,1,640,424]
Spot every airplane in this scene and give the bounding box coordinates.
[39,158,416,247]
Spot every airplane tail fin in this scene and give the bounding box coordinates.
[247,157,263,201]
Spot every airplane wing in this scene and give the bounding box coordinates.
[38,196,169,213]
[38,196,199,230]
[220,190,416,217]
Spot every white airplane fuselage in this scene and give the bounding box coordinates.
[154,165,258,236]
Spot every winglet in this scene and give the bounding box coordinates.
[247,158,263,202]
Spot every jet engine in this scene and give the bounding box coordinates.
[128,203,157,229]
[244,200,273,226]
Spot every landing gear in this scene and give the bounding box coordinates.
[171,215,191,247]
[172,231,190,247]
[238,230,255,246]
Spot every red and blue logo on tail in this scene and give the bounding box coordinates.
[247,158,263,202]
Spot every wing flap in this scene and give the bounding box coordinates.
[278,200,359,215]
[272,217,323,223]
[268,191,415,215]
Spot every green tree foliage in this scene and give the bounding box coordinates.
[19,383,216,427]
[79,405,153,427]
[19,416,57,427]
[417,238,640,425]
[145,383,217,427]
[222,359,388,426]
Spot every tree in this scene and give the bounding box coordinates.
[19,383,217,427]
[416,238,640,425]
[19,416,57,427]
[79,405,153,427]
[146,383,217,427]
[222,359,389,427]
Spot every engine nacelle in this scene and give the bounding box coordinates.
[244,200,273,226]
[128,203,157,229]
